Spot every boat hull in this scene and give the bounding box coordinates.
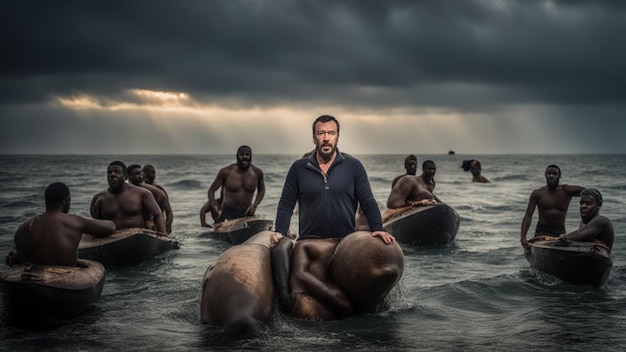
[1,259,105,327]
[201,231,275,335]
[211,217,274,245]
[78,228,179,268]
[525,238,612,288]
[383,204,460,246]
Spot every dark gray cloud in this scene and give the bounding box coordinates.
[2,0,626,154]
[3,0,625,109]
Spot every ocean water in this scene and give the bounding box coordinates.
[1,153,625,351]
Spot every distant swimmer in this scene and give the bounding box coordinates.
[521,164,584,249]
[200,145,265,227]
[391,155,418,189]
[558,188,614,251]
[11,182,115,266]
[128,164,174,234]
[461,159,490,183]
[90,161,167,234]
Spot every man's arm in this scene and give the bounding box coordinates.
[142,190,166,234]
[560,216,609,242]
[199,201,213,228]
[247,168,266,216]
[566,185,586,196]
[275,164,298,236]
[207,168,228,212]
[78,216,116,237]
[520,191,538,248]
[89,193,102,219]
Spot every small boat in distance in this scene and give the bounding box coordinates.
[448,150,455,155]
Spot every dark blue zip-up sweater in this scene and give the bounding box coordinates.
[275,150,384,240]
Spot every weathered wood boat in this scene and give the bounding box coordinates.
[210,216,274,245]
[383,203,460,246]
[78,228,180,268]
[525,236,612,288]
[201,231,275,336]
[200,230,404,337]
[1,259,105,327]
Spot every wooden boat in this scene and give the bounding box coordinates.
[525,236,612,288]
[78,228,180,268]
[210,216,274,245]
[383,203,460,246]
[1,259,105,327]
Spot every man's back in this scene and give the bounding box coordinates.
[14,212,85,266]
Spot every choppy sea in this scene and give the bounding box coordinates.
[1,154,625,351]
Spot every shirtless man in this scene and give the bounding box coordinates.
[288,239,354,320]
[521,164,584,249]
[90,161,167,234]
[142,164,169,198]
[12,182,115,266]
[391,155,418,189]
[558,188,614,250]
[128,164,174,234]
[383,175,438,222]
[200,145,265,227]
[417,160,436,192]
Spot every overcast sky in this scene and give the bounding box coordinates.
[2,0,625,155]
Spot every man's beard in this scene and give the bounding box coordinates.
[237,159,251,170]
[317,144,335,162]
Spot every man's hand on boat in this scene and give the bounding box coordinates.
[373,231,395,245]
[410,199,437,207]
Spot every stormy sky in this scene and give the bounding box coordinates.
[1,0,625,155]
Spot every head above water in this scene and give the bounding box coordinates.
[404,155,418,175]
[545,164,561,177]
[312,115,340,163]
[108,160,127,176]
[311,115,340,135]
[236,145,252,170]
[127,164,142,175]
[581,188,603,209]
[45,182,70,206]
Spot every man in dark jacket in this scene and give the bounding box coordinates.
[271,115,394,320]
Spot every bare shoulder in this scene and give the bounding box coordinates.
[561,184,585,194]
[251,164,264,177]
[93,188,110,198]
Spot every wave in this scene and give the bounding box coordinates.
[167,179,204,190]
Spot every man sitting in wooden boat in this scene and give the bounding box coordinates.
[142,164,169,198]
[127,164,174,234]
[557,188,614,250]
[520,164,585,250]
[382,175,438,223]
[8,182,115,266]
[200,145,266,228]
[417,160,442,202]
[90,161,167,234]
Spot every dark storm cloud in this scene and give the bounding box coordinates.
[3,0,625,111]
